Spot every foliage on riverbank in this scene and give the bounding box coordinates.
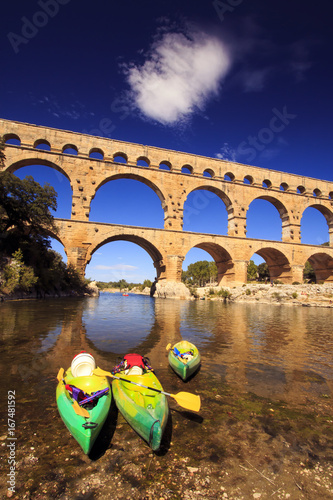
[0,158,91,299]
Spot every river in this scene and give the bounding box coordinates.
[1,293,333,498]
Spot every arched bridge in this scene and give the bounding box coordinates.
[1,118,333,285]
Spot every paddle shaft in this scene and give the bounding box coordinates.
[112,374,172,397]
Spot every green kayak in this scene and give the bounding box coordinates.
[168,340,201,381]
[56,367,112,454]
[112,370,169,451]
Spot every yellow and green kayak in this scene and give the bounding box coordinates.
[56,367,112,454]
[168,340,201,381]
[112,371,169,451]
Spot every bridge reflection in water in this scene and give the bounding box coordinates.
[1,294,333,405]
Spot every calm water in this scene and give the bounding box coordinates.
[1,292,333,404]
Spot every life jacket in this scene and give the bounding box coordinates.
[123,353,147,370]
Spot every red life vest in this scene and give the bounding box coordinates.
[123,353,146,370]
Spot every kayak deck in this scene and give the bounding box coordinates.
[56,368,111,454]
[168,340,201,381]
[112,371,169,451]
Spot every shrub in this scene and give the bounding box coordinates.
[291,292,298,299]
[292,281,300,285]
[245,289,251,295]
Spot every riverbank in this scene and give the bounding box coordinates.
[196,283,333,308]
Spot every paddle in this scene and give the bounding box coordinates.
[56,368,90,418]
[93,366,201,412]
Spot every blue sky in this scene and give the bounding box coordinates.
[1,0,332,282]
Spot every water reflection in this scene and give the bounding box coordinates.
[0,294,332,404]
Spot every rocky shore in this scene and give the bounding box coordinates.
[196,283,333,308]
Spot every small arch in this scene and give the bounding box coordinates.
[89,148,104,160]
[329,192,333,200]
[137,156,150,167]
[244,175,254,185]
[313,188,322,197]
[262,179,272,188]
[62,144,78,155]
[280,182,289,192]
[3,133,21,146]
[297,185,306,194]
[113,152,128,164]
[203,169,214,178]
[181,164,193,175]
[34,139,51,151]
[159,161,171,171]
[224,172,235,182]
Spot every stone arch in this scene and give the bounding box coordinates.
[113,152,128,163]
[5,157,72,185]
[306,252,333,282]
[186,185,232,211]
[3,133,21,145]
[87,234,165,279]
[185,242,234,285]
[62,144,78,155]
[301,203,333,245]
[93,172,166,207]
[137,156,150,167]
[159,161,171,171]
[280,182,289,192]
[250,246,291,283]
[89,147,104,160]
[34,139,51,150]
[246,195,289,240]
[244,175,254,185]
[224,172,235,181]
[181,164,193,175]
[262,179,272,188]
[203,168,214,178]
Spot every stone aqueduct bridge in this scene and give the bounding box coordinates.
[1,118,333,285]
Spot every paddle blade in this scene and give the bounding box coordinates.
[93,366,113,378]
[57,368,64,382]
[166,343,172,351]
[73,400,90,418]
[171,392,201,412]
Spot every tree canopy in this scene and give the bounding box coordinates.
[182,260,217,286]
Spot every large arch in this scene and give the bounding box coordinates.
[246,195,290,241]
[301,204,333,245]
[86,234,165,280]
[5,157,72,185]
[250,246,291,283]
[306,252,333,283]
[92,172,166,207]
[184,242,234,285]
[183,185,232,235]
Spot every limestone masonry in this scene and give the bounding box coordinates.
[1,118,333,286]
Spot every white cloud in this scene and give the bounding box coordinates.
[94,264,138,271]
[125,30,231,125]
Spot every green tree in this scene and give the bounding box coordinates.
[257,262,270,281]
[247,260,258,281]
[0,171,58,255]
[303,260,316,282]
[1,248,38,294]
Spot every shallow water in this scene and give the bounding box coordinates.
[1,292,333,405]
[1,293,333,498]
